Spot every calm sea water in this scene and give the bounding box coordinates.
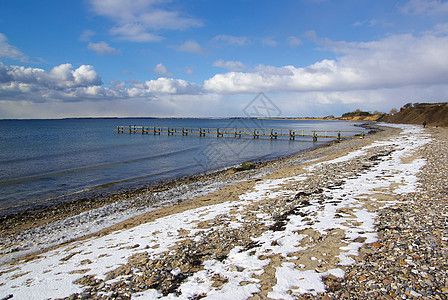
[0,118,363,216]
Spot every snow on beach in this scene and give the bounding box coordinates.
[0,124,432,299]
[0,179,236,265]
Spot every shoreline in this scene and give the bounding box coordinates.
[0,132,360,263]
[3,123,446,299]
[0,130,358,238]
[0,118,366,221]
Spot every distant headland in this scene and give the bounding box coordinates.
[265,102,448,128]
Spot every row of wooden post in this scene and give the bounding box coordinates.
[118,126,355,141]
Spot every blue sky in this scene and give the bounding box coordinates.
[1,0,448,118]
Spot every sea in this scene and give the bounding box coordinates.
[0,118,364,216]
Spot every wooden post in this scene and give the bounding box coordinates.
[117,125,355,142]
[253,130,259,139]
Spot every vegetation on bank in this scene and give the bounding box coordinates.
[336,101,447,127]
[378,102,448,127]
[255,101,447,127]
[336,109,385,121]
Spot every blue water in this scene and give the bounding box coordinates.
[0,118,363,215]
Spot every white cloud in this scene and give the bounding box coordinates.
[0,61,201,104]
[2,25,448,118]
[204,30,448,94]
[261,38,278,47]
[144,77,202,94]
[89,0,202,42]
[176,40,206,54]
[87,41,121,56]
[213,59,246,71]
[6,83,445,119]
[353,19,393,28]
[72,65,103,87]
[287,36,302,47]
[153,63,172,76]
[211,35,249,46]
[0,33,27,62]
[79,30,96,42]
[252,64,294,76]
[430,22,448,35]
[185,67,194,76]
[0,63,103,101]
[400,0,448,15]
[0,94,225,119]
[109,23,163,42]
[203,67,294,94]
[276,84,448,117]
[353,19,378,27]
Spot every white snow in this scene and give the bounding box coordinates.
[0,180,231,265]
[268,263,343,298]
[0,124,431,300]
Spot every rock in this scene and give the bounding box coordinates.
[372,242,382,248]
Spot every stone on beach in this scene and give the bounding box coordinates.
[1,124,447,299]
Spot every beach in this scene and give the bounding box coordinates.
[1,123,447,299]
[0,118,360,217]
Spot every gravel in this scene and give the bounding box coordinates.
[3,124,447,299]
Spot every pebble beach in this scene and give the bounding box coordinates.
[0,123,447,299]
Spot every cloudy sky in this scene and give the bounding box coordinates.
[1,0,448,119]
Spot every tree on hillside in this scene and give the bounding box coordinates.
[341,110,372,118]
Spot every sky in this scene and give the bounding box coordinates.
[0,0,448,119]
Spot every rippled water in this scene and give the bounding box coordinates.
[0,118,363,215]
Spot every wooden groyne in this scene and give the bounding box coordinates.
[116,126,364,141]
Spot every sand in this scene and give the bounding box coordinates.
[1,123,446,299]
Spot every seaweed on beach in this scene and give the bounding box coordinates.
[294,188,323,199]
[270,205,310,232]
